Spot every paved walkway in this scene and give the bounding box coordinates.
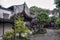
[30,29,60,40]
[0,37,2,40]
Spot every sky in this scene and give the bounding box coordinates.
[0,0,56,10]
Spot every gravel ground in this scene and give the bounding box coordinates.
[30,29,60,40]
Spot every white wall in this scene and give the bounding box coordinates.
[0,9,12,19]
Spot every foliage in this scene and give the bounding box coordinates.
[54,0,60,7]
[33,28,47,35]
[32,11,50,34]
[55,18,60,28]
[15,16,30,36]
[54,0,60,17]
[15,16,24,33]
[30,6,41,15]
[30,6,49,15]
[51,17,58,22]
[36,11,51,24]
[3,14,30,40]
[3,29,14,40]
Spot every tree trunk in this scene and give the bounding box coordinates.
[19,32,21,38]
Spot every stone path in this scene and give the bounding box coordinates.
[0,37,2,40]
[30,29,60,40]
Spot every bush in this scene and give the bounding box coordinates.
[15,15,30,37]
[33,28,47,35]
[3,29,30,40]
[3,14,31,40]
[37,28,47,34]
[3,29,14,40]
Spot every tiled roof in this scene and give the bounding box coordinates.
[0,3,35,23]
[0,6,13,12]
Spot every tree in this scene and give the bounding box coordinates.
[36,11,51,29]
[55,18,60,28]
[54,0,60,8]
[30,6,49,15]
[30,6,41,15]
[54,0,60,17]
[15,15,30,37]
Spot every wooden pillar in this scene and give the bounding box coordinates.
[14,6,16,40]
[3,18,4,40]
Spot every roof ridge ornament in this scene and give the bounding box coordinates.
[23,2,26,12]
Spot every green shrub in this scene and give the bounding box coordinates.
[15,15,30,37]
[37,28,47,34]
[3,29,14,40]
[33,28,47,35]
[3,29,30,40]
